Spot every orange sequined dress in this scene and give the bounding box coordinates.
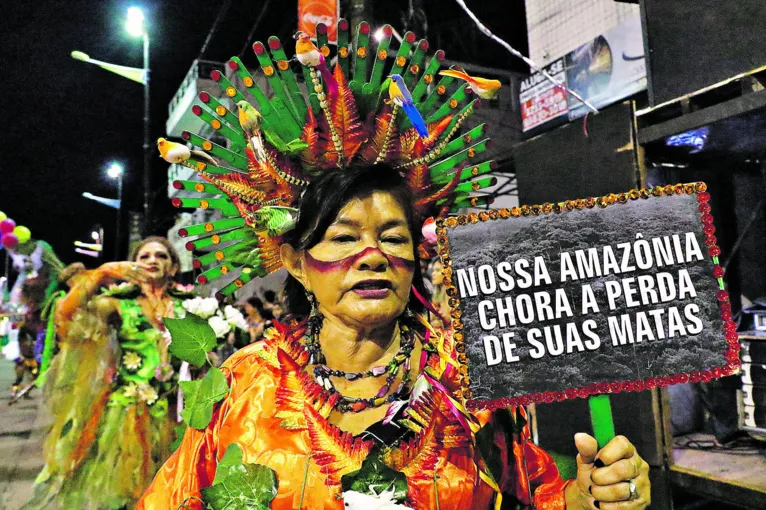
[138,321,569,509]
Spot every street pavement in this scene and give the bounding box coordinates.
[0,359,46,510]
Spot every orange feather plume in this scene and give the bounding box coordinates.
[300,108,322,170]
[255,334,309,369]
[200,171,266,207]
[414,165,464,216]
[304,404,373,486]
[275,349,339,429]
[416,115,453,153]
[255,233,284,272]
[358,106,400,165]
[325,64,367,167]
[382,411,442,477]
[406,163,431,197]
[244,148,278,197]
[399,115,453,162]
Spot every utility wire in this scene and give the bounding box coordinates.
[453,0,599,113]
[197,0,233,61]
[238,0,274,59]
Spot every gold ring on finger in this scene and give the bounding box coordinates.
[631,457,641,478]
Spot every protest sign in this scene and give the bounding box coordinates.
[435,183,739,411]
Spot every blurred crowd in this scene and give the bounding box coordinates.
[215,288,284,363]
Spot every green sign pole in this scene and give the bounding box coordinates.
[588,394,616,449]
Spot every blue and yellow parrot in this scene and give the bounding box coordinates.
[388,74,429,138]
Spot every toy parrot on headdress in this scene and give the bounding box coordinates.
[439,68,502,100]
[295,32,338,95]
[157,138,219,167]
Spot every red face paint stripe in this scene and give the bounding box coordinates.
[305,247,415,273]
[304,250,355,272]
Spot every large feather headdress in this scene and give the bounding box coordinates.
[167,20,498,298]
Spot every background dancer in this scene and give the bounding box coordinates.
[26,236,194,509]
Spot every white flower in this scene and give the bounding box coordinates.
[123,384,138,398]
[137,384,159,405]
[342,489,410,509]
[109,282,134,292]
[198,297,221,319]
[182,297,220,319]
[122,352,142,371]
[208,315,232,338]
[182,296,203,315]
[223,305,248,331]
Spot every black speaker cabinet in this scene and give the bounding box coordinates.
[640,0,766,106]
[514,101,639,205]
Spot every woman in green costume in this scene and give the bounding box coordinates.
[25,236,194,509]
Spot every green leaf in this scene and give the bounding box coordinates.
[262,130,308,155]
[165,313,218,367]
[213,443,245,485]
[263,130,288,152]
[285,139,309,153]
[170,423,187,452]
[200,463,278,510]
[180,367,230,429]
[340,446,408,503]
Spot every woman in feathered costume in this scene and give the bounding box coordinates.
[4,239,70,399]
[138,19,651,510]
[26,237,194,509]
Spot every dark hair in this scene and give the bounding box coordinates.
[246,296,274,321]
[247,296,264,309]
[263,290,277,303]
[130,236,181,270]
[283,165,429,318]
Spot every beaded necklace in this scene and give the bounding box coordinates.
[305,318,415,413]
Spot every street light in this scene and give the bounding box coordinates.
[72,7,151,237]
[108,162,123,179]
[108,163,124,260]
[124,7,151,237]
[126,7,145,37]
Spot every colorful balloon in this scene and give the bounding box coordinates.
[0,219,15,234]
[13,226,31,244]
[1,233,18,249]
[0,211,6,222]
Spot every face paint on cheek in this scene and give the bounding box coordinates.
[304,250,356,273]
[305,247,416,273]
[387,253,416,271]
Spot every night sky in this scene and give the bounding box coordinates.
[1,0,526,267]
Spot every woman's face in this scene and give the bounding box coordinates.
[297,192,416,329]
[431,260,444,286]
[134,241,177,282]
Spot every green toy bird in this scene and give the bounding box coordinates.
[248,206,299,236]
[236,100,268,164]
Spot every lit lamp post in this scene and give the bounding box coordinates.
[125,7,151,236]
[71,6,151,234]
[75,226,104,258]
[108,163,124,259]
